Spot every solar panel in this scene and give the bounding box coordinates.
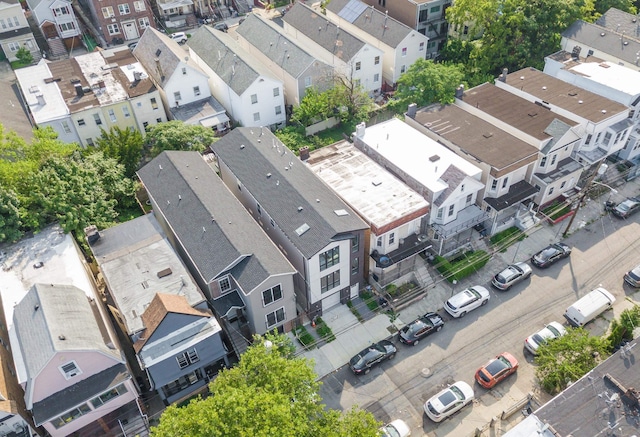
[338,0,368,23]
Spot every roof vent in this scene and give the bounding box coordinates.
[568,91,578,96]
[34,305,39,312]
[157,267,172,278]
[334,209,349,216]
[58,335,65,340]
[429,155,440,162]
[372,179,382,186]
[240,144,245,149]
[33,261,44,269]
[602,109,607,114]
[542,86,547,90]
[600,32,606,36]
[297,206,303,212]
[482,132,493,138]
[528,112,538,117]
[266,173,272,178]
[578,100,583,104]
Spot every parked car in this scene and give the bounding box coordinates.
[171,32,188,44]
[564,287,615,327]
[423,381,474,422]
[444,286,490,318]
[612,197,640,218]
[491,262,532,290]
[213,22,228,32]
[349,340,397,375]
[524,322,567,355]
[399,312,444,346]
[380,419,411,437]
[531,242,571,268]
[624,263,640,287]
[474,352,519,389]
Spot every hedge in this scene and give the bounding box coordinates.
[435,250,490,283]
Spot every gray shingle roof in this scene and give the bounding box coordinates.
[283,2,367,62]
[236,13,324,79]
[327,0,414,48]
[189,25,273,96]
[13,284,120,382]
[137,151,295,290]
[210,128,368,258]
[595,8,640,39]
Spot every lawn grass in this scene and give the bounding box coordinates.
[434,250,491,283]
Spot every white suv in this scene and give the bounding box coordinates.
[444,286,490,318]
[171,32,188,44]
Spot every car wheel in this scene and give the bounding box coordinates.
[364,367,370,375]
[413,340,419,346]
[436,325,443,332]
[481,299,488,306]
[459,311,467,318]
[388,353,396,360]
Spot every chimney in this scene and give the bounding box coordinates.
[407,103,417,118]
[498,67,508,82]
[299,146,310,161]
[84,225,100,245]
[36,94,46,106]
[455,84,464,99]
[74,83,84,97]
[355,122,366,138]
[133,71,142,81]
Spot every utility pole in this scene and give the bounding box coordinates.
[562,159,606,237]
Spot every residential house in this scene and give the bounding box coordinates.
[406,102,540,235]
[544,52,640,168]
[80,0,154,45]
[15,47,166,146]
[137,151,298,355]
[0,0,39,62]
[24,0,81,58]
[455,82,584,208]
[0,225,144,437]
[188,26,286,130]
[134,28,230,134]
[235,13,333,107]
[89,215,229,405]
[351,118,486,255]
[209,128,369,318]
[495,67,632,166]
[306,140,431,288]
[325,0,430,87]
[156,0,196,29]
[504,344,640,437]
[560,8,640,72]
[356,0,449,59]
[282,2,384,95]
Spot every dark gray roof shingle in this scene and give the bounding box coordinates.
[137,151,294,290]
[210,128,368,258]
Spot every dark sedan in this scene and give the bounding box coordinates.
[399,312,444,346]
[531,242,571,268]
[349,340,397,375]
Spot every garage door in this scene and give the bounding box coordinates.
[322,291,341,312]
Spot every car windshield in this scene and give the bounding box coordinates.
[381,425,400,437]
[546,325,561,337]
[467,288,481,299]
[531,334,547,346]
[538,247,557,260]
[450,385,465,401]
[618,200,635,212]
[485,356,510,376]
[629,266,640,280]
[499,266,520,281]
[407,321,425,334]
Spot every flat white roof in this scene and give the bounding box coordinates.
[567,61,640,98]
[75,51,129,106]
[356,118,483,193]
[307,141,429,230]
[14,61,69,124]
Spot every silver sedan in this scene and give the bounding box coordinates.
[491,262,532,290]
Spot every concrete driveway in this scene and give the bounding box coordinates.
[0,60,34,141]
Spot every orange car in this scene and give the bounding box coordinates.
[474,352,518,389]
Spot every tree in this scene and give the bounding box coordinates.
[95,126,144,178]
[145,121,216,158]
[391,59,465,111]
[535,327,609,394]
[329,75,374,123]
[291,88,332,127]
[152,333,381,437]
[15,47,33,66]
[0,187,23,243]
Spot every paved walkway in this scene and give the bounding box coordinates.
[295,170,640,380]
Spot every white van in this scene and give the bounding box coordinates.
[564,287,615,327]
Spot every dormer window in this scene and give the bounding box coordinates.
[60,361,82,380]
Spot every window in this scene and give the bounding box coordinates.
[275,105,282,115]
[102,6,115,17]
[143,121,149,128]
[151,97,158,110]
[585,134,592,145]
[118,3,130,14]
[502,177,508,189]
[59,22,76,32]
[419,42,425,51]
[176,348,199,369]
[256,203,261,216]
[448,204,454,217]
[108,109,116,122]
[162,371,203,398]
[351,257,359,275]
[174,91,181,101]
[614,132,622,144]
[354,79,361,88]
[355,61,361,71]
[266,307,285,328]
[93,114,102,125]
[7,42,20,52]
[12,16,18,27]
[60,361,82,379]
[251,94,258,104]
[139,17,150,28]
[273,87,280,97]
[253,112,260,122]
[460,184,465,192]
[540,156,547,167]
[491,179,498,191]
[463,25,469,35]
[156,118,162,123]
[219,276,231,293]
[419,8,428,22]
[52,404,91,428]
[374,56,380,65]
[52,6,69,16]
[466,194,472,203]
[90,384,128,408]
[304,76,312,88]
[402,47,407,57]
[320,247,340,271]
[548,187,555,195]
[377,237,383,247]
[400,65,406,74]
[603,132,612,144]
[595,132,602,144]
[550,154,557,165]
[270,218,275,227]
[182,67,187,75]
[430,5,440,12]
[77,118,85,126]
[560,181,566,189]
[193,86,200,96]
[262,284,283,305]
[122,106,131,118]
[0,19,5,29]
[86,138,94,146]
[61,121,71,134]
[351,235,359,252]
[388,232,395,245]
[378,0,385,7]
[373,73,379,82]
[436,207,443,219]
[133,1,146,11]
[321,271,340,293]
[107,23,119,35]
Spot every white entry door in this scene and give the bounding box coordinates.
[122,21,139,40]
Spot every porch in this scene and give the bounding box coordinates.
[430,205,490,255]
[369,233,431,287]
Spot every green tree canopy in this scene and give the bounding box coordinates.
[535,327,609,394]
[391,59,465,111]
[95,126,144,178]
[152,333,381,437]
[15,47,33,66]
[145,121,216,158]
[0,187,23,243]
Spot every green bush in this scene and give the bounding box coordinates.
[314,317,336,342]
[295,326,315,349]
[606,306,640,352]
[347,300,364,322]
[541,201,571,220]
[360,288,380,311]
[435,250,490,283]
[489,226,525,246]
[385,284,398,297]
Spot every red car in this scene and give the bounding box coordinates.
[474,352,519,389]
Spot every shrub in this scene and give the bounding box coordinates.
[385,284,398,297]
[314,317,336,342]
[606,306,640,352]
[435,250,490,283]
[541,201,571,221]
[347,300,364,322]
[295,326,315,349]
[490,226,525,246]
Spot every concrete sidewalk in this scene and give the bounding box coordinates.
[297,171,640,379]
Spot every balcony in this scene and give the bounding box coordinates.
[431,204,490,239]
[370,233,431,269]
